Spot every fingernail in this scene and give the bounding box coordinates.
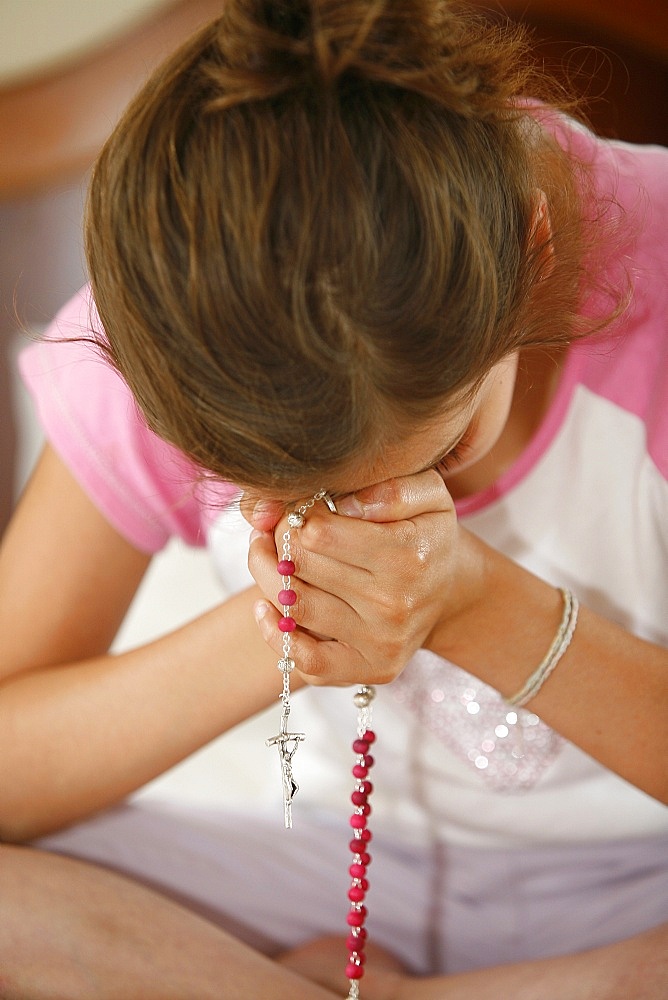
[336,495,365,518]
[251,499,281,530]
[249,528,266,544]
[253,599,271,622]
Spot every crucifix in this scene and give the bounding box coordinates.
[266,495,333,828]
[266,686,305,828]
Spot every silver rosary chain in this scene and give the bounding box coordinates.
[266,491,376,1000]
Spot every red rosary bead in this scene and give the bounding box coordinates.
[346,962,364,980]
[346,725,376,997]
[276,559,295,576]
[278,588,297,606]
[278,616,296,632]
[347,930,366,951]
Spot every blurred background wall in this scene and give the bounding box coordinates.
[1,0,667,538]
[0,0,222,535]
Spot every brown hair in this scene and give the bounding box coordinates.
[85,0,616,497]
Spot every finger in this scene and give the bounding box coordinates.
[247,528,278,592]
[249,528,366,637]
[248,525,358,605]
[275,504,451,587]
[250,508,376,586]
[250,507,449,670]
[280,512,378,574]
[253,599,371,686]
[240,493,285,531]
[335,469,453,522]
[252,555,425,686]
[248,531,362,641]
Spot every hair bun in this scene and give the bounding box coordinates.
[206,0,529,114]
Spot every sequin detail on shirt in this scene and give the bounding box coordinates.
[392,651,565,792]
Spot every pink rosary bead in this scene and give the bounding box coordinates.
[267,516,309,829]
[268,494,381,1000]
[277,562,297,632]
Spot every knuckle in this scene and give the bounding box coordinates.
[370,654,406,684]
[298,671,329,687]
[379,478,406,507]
[391,519,418,549]
[375,667,403,685]
[290,590,311,625]
[299,518,333,550]
[296,645,327,679]
[369,585,417,626]
[375,630,407,663]
[391,526,434,580]
[415,534,433,564]
[399,589,420,613]
[384,599,412,628]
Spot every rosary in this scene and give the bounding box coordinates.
[266,491,376,999]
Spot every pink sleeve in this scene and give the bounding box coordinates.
[579,137,668,480]
[19,287,233,552]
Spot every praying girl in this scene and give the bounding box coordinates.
[0,1,666,996]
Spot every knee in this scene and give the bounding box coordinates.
[0,844,92,999]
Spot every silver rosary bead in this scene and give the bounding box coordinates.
[353,685,376,709]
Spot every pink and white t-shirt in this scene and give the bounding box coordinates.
[20,120,668,848]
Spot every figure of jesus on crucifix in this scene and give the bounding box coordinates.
[266,690,305,828]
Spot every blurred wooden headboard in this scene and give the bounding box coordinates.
[1,0,665,200]
[495,0,668,59]
[473,0,668,144]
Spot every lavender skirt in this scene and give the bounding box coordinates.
[37,800,668,974]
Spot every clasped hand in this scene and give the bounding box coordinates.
[246,470,482,687]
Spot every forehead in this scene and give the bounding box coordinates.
[324,355,511,497]
[241,404,468,512]
[242,359,510,508]
[326,398,473,497]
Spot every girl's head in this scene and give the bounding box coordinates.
[85,0,594,500]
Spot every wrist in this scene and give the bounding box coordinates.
[423,528,493,661]
[425,535,563,699]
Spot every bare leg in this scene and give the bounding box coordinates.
[0,330,17,539]
[279,928,668,1000]
[0,844,338,1000]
